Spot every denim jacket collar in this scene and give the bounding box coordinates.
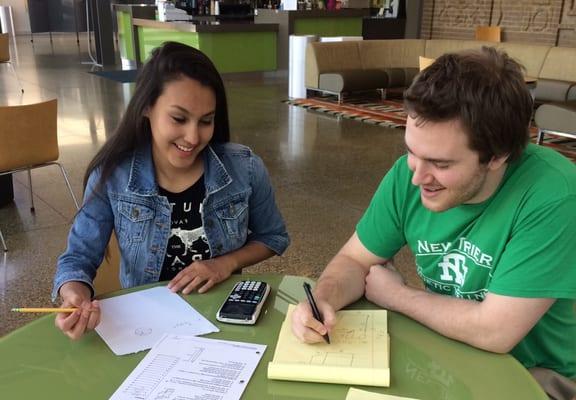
[126,144,232,196]
[204,145,233,195]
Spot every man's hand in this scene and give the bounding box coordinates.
[291,300,337,344]
[55,281,101,340]
[365,263,408,310]
[168,258,234,294]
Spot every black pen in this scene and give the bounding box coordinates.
[303,282,330,344]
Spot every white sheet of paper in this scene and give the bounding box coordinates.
[95,286,219,355]
[109,334,266,400]
[347,388,420,400]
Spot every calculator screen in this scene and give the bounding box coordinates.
[219,302,257,319]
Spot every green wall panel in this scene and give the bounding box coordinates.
[198,32,276,73]
[138,27,200,63]
[137,27,276,73]
[116,11,135,61]
[293,17,362,36]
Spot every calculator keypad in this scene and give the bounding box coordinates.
[229,281,266,304]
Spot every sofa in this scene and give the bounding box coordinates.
[305,39,576,104]
[534,102,576,144]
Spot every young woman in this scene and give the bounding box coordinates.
[53,42,289,339]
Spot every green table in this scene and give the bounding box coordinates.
[0,274,547,399]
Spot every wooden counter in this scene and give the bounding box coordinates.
[134,18,278,33]
[128,18,279,73]
[114,4,156,67]
[255,9,370,69]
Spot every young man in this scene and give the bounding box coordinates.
[291,47,576,388]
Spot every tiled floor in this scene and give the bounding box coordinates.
[0,34,415,337]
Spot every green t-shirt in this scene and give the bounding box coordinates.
[357,144,576,378]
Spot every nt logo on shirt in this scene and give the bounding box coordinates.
[416,237,493,300]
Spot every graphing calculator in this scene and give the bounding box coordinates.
[216,280,270,325]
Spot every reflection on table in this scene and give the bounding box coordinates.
[0,274,547,399]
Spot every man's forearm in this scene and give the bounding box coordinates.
[385,286,551,353]
[314,254,369,311]
[391,287,495,349]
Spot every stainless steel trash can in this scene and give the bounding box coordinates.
[0,6,16,36]
[288,35,317,99]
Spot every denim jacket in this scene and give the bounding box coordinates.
[52,142,289,300]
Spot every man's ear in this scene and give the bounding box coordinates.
[487,154,509,171]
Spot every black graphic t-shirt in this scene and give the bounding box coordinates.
[158,176,211,281]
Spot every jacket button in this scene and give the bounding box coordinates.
[132,208,140,219]
[215,244,223,252]
[206,220,213,228]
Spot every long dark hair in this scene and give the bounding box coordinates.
[83,41,230,190]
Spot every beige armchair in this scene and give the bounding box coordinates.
[0,99,79,251]
[534,102,576,144]
[0,33,23,93]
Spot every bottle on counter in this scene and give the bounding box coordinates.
[190,0,198,14]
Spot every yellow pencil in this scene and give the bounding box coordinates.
[11,307,78,313]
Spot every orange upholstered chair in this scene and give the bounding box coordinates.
[475,26,502,43]
[0,100,79,251]
[93,233,123,295]
[0,33,23,93]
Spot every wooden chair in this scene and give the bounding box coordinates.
[93,234,122,295]
[475,26,502,43]
[0,33,24,93]
[0,99,79,251]
[419,56,435,71]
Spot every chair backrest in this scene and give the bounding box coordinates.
[0,100,59,172]
[0,33,9,62]
[475,26,501,43]
[93,233,122,295]
[419,56,435,71]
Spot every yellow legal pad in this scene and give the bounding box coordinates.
[268,304,390,387]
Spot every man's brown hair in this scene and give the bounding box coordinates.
[404,46,533,163]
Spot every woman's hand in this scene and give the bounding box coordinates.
[167,258,234,294]
[291,300,337,344]
[54,281,101,340]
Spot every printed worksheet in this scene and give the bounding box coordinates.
[109,334,266,400]
[95,286,219,355]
